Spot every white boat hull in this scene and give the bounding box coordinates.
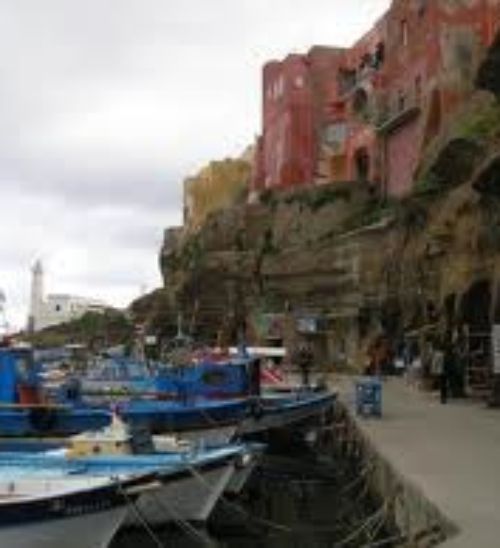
[125,460,235,526]
[0,507,126,548]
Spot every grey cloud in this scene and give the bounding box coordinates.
[0,0,390,327]
[1,165,184,212]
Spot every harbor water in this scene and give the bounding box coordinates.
[111,423,398,548]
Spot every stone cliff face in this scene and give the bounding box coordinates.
[148,34,500,370]
[158,180,390,362]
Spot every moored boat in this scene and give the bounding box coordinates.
[122,446,245,526]
[2,440,258,527]
[61,418,260,526]
[58,415,265,525]
[240,389,336,436]
[0,463,159,548]
[0,345,335,443]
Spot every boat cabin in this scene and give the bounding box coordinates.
[0,346,42,405]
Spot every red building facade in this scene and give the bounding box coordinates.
[251,0,500,197]
[256,47,345,191]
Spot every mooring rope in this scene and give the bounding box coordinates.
[337,461,376,496]
[147,485,217,547]
[359,532,407,547]
[334,502,389,548]
[116,480,168,548]
[182,448,400,546]
[186,460,294,534]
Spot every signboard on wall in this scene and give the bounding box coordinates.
[492,325,500,374]
[296,317,318,334]
[144,335,157,346]
[249,313,285,342]
[296,316,326,335]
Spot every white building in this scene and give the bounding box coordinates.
[28,261,108,332]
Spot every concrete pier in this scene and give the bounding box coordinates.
[335,377,500,547]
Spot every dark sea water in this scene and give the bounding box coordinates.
[112,479,346,548]
[110,432,395,548]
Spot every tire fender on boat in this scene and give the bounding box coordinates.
[29,407,57,432]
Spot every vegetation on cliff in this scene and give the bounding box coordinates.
[184,157,251,232]
[26,309,133,350]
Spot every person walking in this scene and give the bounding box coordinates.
[431,340,445,402]
[451,327,466,398]
[440,336,455,404]
[295,343,314,387]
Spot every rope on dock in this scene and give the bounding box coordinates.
[334,497,392,548]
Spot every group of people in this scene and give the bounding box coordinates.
[365,330,467,404]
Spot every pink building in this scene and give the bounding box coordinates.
[252,0,500,197]
[252,47,344,192]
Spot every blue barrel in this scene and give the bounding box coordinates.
[355,377,382,417]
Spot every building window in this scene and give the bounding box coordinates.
[352,88,370,121]
[401,19,408,46]
[397,90,407,112]
[415,76,422,103]
[338,67,357,95]
[295,76,305,89]
[271,77,285,100]
[359,52,373,75]
[324,123,347,156]
[324,123,347,146]
[417,0,427,18]
[373,42,385,69]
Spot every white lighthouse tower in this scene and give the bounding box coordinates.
[28,260,45,332]
[27,260,108,332]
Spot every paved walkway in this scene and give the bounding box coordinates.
[336,377,500,547]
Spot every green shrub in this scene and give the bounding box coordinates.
[458,101,500,142]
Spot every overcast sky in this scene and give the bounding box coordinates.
[0,0,390,329]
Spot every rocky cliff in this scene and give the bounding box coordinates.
[137,34,500,371]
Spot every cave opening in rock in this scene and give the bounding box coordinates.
[443,293,456,333]
[492,283,500,324]
[473,156,500,196]
[459,280,492,388]
[459,279,491,335]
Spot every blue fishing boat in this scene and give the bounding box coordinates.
[118,397,250,434]
[0,346,251,436]
[79,350,324,403]
[0,346,111,437]
[0,345,335,440]
[80,354,254,401]
[80,356,163,398]
[239,389,336,436]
